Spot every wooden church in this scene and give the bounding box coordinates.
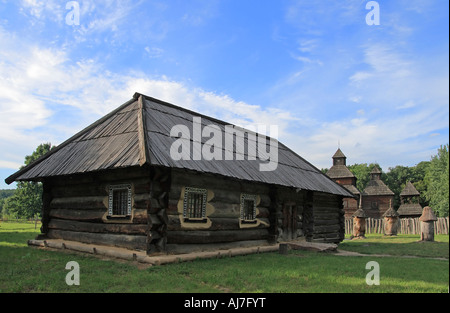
[326,148,360,218]
[397,181,422,218]
[6,93,353,254]
[361,166,394,218]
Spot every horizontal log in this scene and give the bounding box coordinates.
[171,171,241,192]
[133,193,151,210]
[47,229,147,250]
[132,209,148,224]
[165,240,271,254]
[51,184,108,198]
[209,203,240,218]
[313,218,340,225]
[313,212,341,219]
[314,206,340,213]
[313,224,341,233]
[48,218,147,235]
[50,208,105,222]
[167,228,269,244]
[208,192,241,205]
[50,196,106,210]
[167,199,271,218]
[133,181,151,195]
[167,215,269,231]
[49,167,150,186]
[256,207,270,218]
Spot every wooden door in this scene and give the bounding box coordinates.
[282,203,298,241]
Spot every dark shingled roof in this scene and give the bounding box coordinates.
[327,148,355,179]
[362,179,394,196]
[332,148,346,159]
[327,165,355,179]
[362,166,394,196]
[397,203,423,216]
[400,181,420,196]
[5,93,353,197]
[342,184,361,196]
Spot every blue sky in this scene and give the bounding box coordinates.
[0,0,448,189]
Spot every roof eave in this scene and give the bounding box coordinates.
[4,96,138,185]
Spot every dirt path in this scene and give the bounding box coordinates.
[334,249,449,261]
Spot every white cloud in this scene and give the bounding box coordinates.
[0,25,298,174]
[349,71,373,83]
[396,100,416,110]
[297,39,319,53]
[144,47,164,58]
[20,0,64,21]
[0,160,23,170]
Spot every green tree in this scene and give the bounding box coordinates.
[425,144,449,217]
[0,189,15,214]
[385,165,413,209]
[3,143,54,219]
[410,161,430,207]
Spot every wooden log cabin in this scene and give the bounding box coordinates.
[5,93,353,255]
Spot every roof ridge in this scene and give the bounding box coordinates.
[138,92,282,143]
[137,94,150,166]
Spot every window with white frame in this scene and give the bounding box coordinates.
[183,187,207,222]
[108,184,132,217]
[240,194,257,223]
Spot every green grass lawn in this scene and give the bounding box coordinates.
[0,222,448,293]
[341,233,449,258]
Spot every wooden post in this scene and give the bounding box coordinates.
[302,191,314,242]
[279,243,289,255]
[40,180,52,237]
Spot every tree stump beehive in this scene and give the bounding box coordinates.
[419,206,437,242]
[351,208,368,239]
[383,206,399,236]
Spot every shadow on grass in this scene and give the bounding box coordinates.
[339,236,449,259]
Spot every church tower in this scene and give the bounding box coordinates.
[326,148,360,218]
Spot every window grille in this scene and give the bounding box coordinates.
[240,194,257,222]
[108,184,132,216]
[183,187,207,221]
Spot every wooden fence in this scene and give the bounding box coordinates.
[345,217,449,235]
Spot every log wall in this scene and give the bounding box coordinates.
[312,192,345,243]
[165,169,272,252]
[44,166,154,252]
[40,166,347,254]
[361,195,394,218]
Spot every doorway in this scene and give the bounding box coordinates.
[282,203,298,241]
